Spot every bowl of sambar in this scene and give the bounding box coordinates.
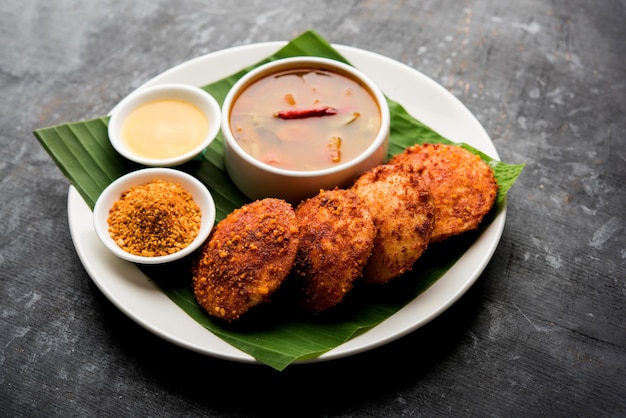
[221,57,390,203]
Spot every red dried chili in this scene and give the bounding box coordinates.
[273,106,338,119]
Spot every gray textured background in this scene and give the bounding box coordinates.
[1,0,625,416]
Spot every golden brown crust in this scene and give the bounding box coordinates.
[291,188,376,313]
[351,164,436,284]
[389,143,498,242]
[191,198,299,322]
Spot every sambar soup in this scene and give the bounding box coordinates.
[229,67,381,171]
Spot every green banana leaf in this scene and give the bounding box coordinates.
[34,30,525,371]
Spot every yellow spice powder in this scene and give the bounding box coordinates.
[107,179,201,257]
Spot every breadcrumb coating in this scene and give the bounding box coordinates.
[191,198,299,322]
[291,188,376,312]
[352,164,436,284]
[191,143,499,320]
[389,143,498,242]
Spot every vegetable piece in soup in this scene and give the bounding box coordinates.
[229,68,381,171]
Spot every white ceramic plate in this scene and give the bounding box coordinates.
[67,42,505,364]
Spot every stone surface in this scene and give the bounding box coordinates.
[1,0,624,416]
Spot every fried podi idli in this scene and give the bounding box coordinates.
[351,164,436,284]
[389,143,498,242]
[291,188,376,313]
[191,198,299,322]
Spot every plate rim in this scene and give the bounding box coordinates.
[67,41,506,365]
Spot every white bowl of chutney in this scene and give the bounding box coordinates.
[108,83,221,167]
[222,57,390,204]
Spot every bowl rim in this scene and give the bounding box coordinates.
[221,56,391,178]
[108,83,221,167]
[93,167,215,265]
